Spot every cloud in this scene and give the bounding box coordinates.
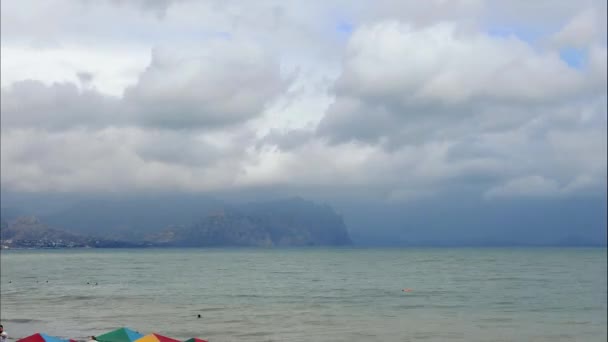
[485,175,561,198]
[0,0,606,203]
[316,21,604,152]
[0,80,121,130]
[0,45,150,96]
[339,0,484,28]
[483,171,606,199]
[1,42,289,131]
[134,128,256,167]
[258,128,317,151]
[76,71,94,87]
[0,127,254,193]
[99,0,188,18]
[336,21,595,103]
[551,9,603,48]
[124,43,287,130]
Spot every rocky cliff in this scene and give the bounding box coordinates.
[149,202,352,247]
[1,197,352,248]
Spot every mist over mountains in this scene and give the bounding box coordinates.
[0,194,352,248]
[1,191,606,247]
[342,193,607,247]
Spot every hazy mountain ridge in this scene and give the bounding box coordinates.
[0,216,144,248]
[149,202,352,247]
[2,192,605,247]
[39,195,225,237]
[0,197,352,248]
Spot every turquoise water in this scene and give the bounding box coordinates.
[1,248,606,341]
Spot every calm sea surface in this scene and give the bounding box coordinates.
[0,248,606,342]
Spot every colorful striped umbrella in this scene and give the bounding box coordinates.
[135,334,180,342]
[96,328,144,342]
[183,338,208,342]
[17,333,76,342]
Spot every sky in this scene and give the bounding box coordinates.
[1,0,607,245]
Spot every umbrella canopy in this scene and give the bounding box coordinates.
[183,338,208,342]
[135,334,180,342]
[96,328,144,342]
[17,333,75,342]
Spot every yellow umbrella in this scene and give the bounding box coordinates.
[135,334,180,342]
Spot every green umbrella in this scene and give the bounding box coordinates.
[183,338,208,342]
[96,328,144,342]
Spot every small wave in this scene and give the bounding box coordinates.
[301,319,337,326]
[234,331,272,337]
[395,304,426,309]
[494,301,516,305]
[415,259,440,263]
[430,304,468,309]
[479,317,514,322]
[220,319,247,324]
[410,333,435,340]
[580,306,605,310]
[199,307,225,312]
[231,294,264,298]
[51,295,98,301]
[2,318,44,323]
[485,277,523,281]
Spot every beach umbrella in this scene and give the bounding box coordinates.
[17,333,76,342]
[183,338,208,342]
[96,328,144,342]
[135,333,180,342]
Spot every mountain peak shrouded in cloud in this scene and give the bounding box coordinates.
[1,0,606,246]
[0,194,353,247]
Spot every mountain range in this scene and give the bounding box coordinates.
[0,197,352,248]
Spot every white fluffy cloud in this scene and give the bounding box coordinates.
[551,9,604,48]
[322,21,603,129]
[1,42,288,131]
[0,127,256,192]
[311,20,606,199]
[123,43,287,129]
[1,0,606,201]
[1,80,121,130]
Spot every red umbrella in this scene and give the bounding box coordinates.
[18,333,76,342]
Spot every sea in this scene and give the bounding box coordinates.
[0,248,606,342]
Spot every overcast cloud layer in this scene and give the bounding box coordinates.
[1,0,606,206]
